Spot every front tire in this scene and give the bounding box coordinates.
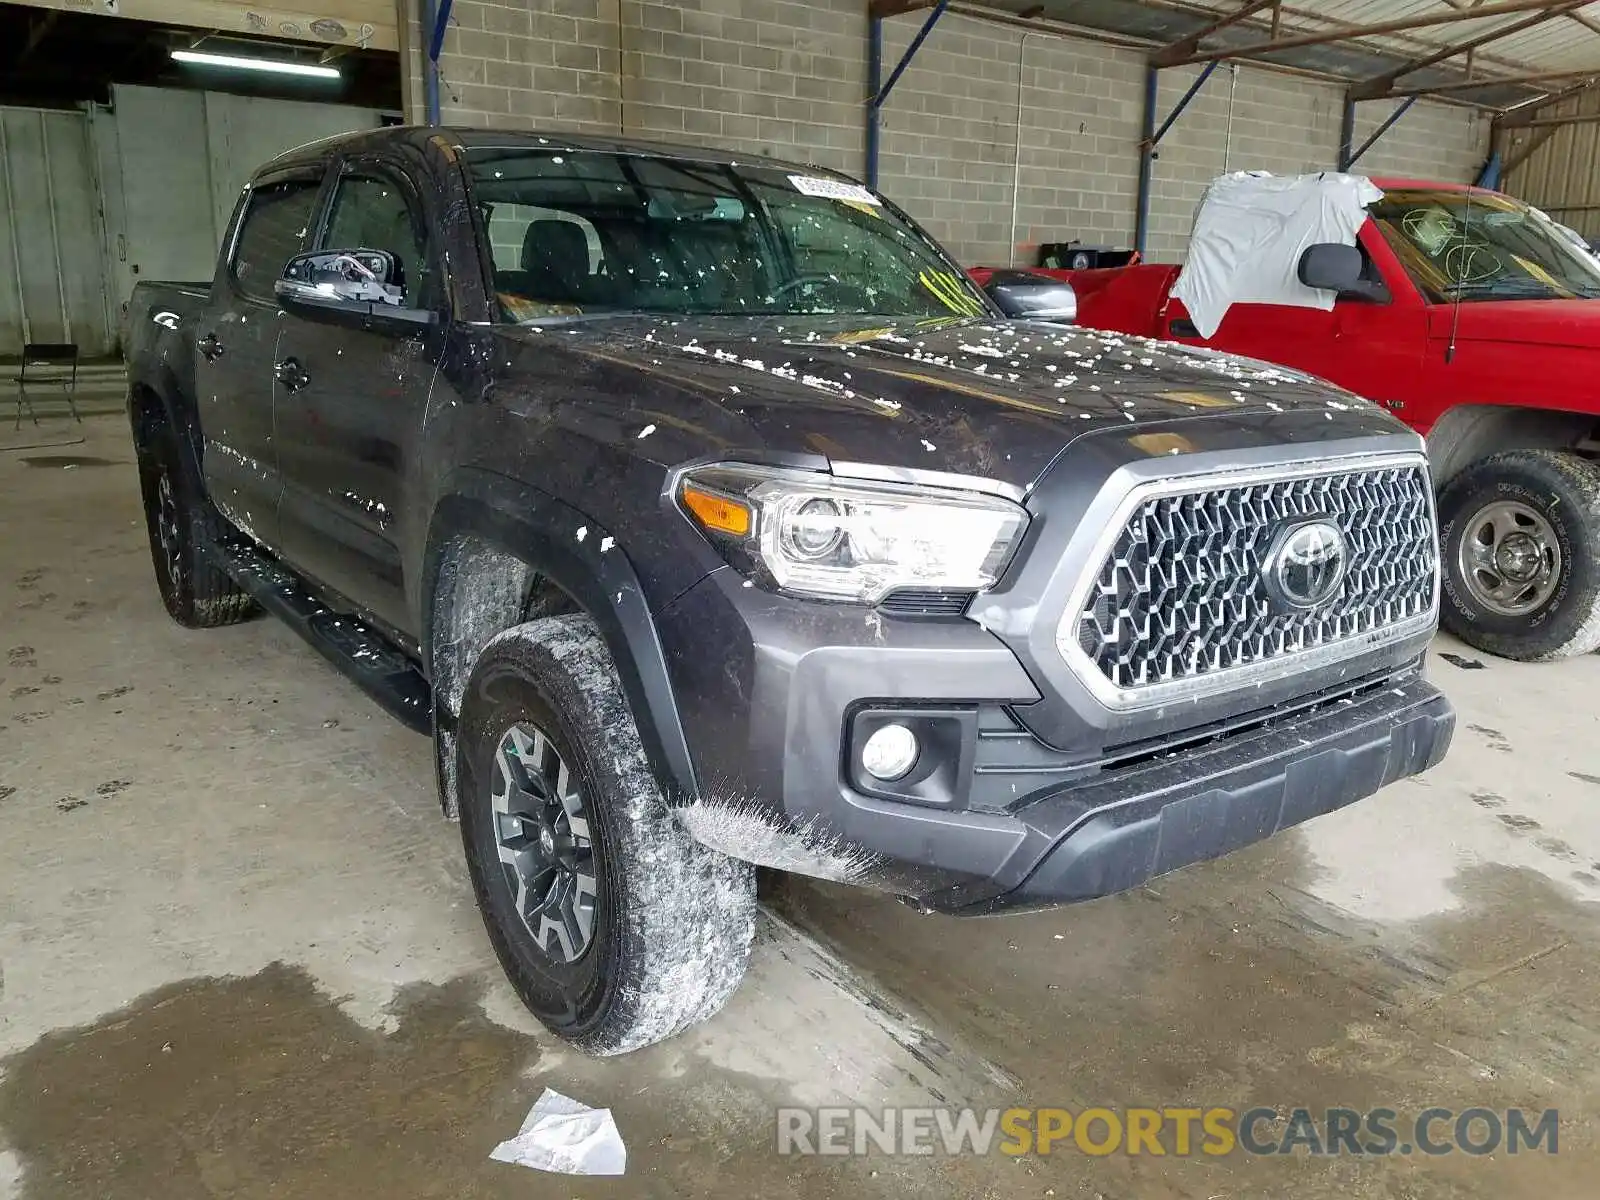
[1438,449,1600,661]
[457,614,756,1055]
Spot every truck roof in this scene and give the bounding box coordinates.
[1368,176,1501,197]
[254,124,844,183]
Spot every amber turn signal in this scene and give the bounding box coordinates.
[682,484,753,537]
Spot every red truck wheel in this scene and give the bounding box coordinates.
[1437,449,1600,661]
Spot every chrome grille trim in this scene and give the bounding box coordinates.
[1055,453,1439,711]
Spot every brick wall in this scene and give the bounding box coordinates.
[409,1,1489,267]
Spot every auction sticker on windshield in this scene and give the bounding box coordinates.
[789,175,882,205]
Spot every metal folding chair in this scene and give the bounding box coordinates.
[12,342,81,428]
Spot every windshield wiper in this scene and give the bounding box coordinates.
[1444,279,1564,300]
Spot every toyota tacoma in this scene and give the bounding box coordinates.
[125,128,1454,1055]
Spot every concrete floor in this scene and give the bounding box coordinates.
[2,416,1598,1199]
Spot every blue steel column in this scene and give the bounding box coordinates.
[865,0,949,189]
[866,14,883,188]
[421,0,455,124]
[1134,61,1219,256]
[421,0,441,124]
[1338,95,1356,171]
[1134,64,1158,257]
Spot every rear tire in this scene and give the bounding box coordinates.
[135,423,256,629]
[1437,449,1600,661]
[457,614,756,1055]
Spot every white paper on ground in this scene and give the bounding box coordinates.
[488,1088,627,1176]
[1171,171,1383,338]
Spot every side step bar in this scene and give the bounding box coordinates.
[209,536,433,734]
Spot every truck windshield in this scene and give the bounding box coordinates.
[1371,188,1600,302]
[463,148,988,322]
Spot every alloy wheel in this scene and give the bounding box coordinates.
[155,469,183,586]
[489,723,598,964]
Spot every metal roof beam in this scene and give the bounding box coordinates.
[1497,75,1600,123]
[1349,0,1587,100]
[1380,66,1598,99]
[1511,108,1600,126]
[1566,8,1600,37]
[1160,0,1582,70]
[1150,0,1278,68]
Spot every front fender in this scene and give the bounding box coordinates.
[420,468,703,803]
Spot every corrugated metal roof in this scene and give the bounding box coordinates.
[973,0,1600,101]
[1201,0,1600,73]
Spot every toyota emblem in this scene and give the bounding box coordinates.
[1264,520,1349,611]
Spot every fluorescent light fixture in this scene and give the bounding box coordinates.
[171,50,340,79]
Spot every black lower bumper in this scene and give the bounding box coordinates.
[959,674,1454,913]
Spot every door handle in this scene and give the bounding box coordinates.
[274,357,310,391]
[196,332,224,361]
[1168,318,1200,338]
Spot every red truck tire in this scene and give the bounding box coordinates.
[1437,449,1600,661]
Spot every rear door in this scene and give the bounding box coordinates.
[272,156,441,637]
[197,167,325,549]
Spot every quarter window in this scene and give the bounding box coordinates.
[232,177,322,302]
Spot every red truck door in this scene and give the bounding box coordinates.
[1161,222,1428,412]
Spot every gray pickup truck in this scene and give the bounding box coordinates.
[125,125,1453,1055]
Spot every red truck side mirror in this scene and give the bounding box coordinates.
[1298,243,1388,304]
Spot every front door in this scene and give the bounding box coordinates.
[272,159,441,637]
[1164,226,1428,407]
[196,169,324,549]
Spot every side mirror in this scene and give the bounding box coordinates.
[984,270,1077,323]
[275,249,434,329]
[1295,241,1378,299]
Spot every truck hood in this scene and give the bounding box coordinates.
[1426,298,1600,350]
[496,314,1401,492]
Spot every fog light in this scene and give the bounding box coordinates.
[862,723,919,781]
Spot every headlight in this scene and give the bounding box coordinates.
[677,465,1027,603]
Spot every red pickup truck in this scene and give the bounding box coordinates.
[1013,178,1600,662]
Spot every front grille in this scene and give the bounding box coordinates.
[1066,461,1436,699]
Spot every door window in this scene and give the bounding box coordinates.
[231,177,322,302]
[324,173,431,306]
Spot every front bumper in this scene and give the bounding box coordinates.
[963,671,1452,913]
[655,567,1453,913]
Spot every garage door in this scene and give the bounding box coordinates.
[0,106,111,358]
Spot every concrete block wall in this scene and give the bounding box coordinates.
[1348,97,1488,184]
[1143,63,1345,262]
[620,0,865,175]
[407,1,1489,267]
[875,13,1144,269]
[433,0,622,133]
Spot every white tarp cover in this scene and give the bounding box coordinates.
[1171,171,1383,338]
